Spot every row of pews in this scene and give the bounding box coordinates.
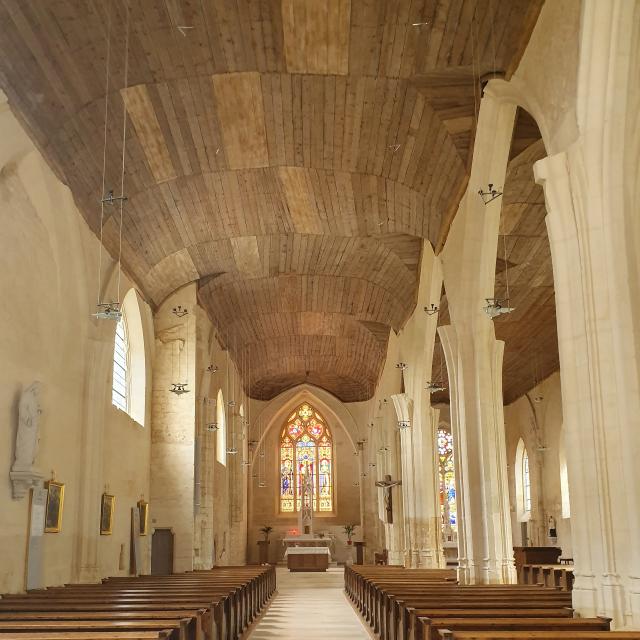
[345,565,640,640]
[522,564,575,591]
[0,565,275,640]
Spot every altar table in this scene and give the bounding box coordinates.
[285,546,330,572]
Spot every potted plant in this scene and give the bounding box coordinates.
[343,524,357,545]
[260,525,273,542]
[257,526,273,565]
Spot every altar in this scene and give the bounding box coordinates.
[285,546,330,572]
[281,535,334,571]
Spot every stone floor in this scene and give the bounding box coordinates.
[246,567,373,639]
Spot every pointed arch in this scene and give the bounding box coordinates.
[112,288,149,426]
[515,438,532,520]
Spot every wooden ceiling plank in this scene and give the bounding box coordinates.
[211,71,269,169]
[121,84,177,183]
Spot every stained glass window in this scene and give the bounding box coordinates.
[437,428,457,533]
[279,403,333,513]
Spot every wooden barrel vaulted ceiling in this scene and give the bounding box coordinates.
[0,0,544,402]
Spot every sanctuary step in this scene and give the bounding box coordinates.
[0,565,275,640]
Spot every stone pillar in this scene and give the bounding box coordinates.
[532,4,640,624]
[439,324,515,584]
[389,244,446,568]
[150,284,198,573]
[438,89,518,584]
[391,392,417,567]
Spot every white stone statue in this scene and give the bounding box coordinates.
[10,381,44,499]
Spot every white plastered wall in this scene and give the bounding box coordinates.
[503,372,573,558]
[0,91,154,592]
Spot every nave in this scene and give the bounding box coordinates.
[1,0,639,634]
[247,568,371,640]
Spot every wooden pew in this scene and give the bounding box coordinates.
[344,566,582,640]
[0,566,275,640]
[0,633,169,640]
[0,619,191,640]
[409,609,575,640]
[419,617,610,640]
[436,632,640,640]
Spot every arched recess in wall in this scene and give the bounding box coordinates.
[112,288,149,426]
[216,388,226,466]
[559,433,571,518]
[515,438,532,522]
[250,383,361,454]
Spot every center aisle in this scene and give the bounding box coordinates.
[247,567,372,639]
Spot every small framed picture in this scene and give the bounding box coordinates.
[100,493,115,535]
[44,481,65,533]
[137,499,149,536]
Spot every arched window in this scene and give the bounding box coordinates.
[515,438,532,519]
[112,289,149,425]
[279,402,333,514]
[112,316,129,413]
[523,449,531,512]
[437,428,457,533]
[559,440,571,518]
[216,389,226,466]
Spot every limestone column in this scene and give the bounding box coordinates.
[150,284,198,572]
[532,4,640,624]
[390,244,446,568]
[438,89,518,584]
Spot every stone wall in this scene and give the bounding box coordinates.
[0,92,153,592]
[503,372,573,558]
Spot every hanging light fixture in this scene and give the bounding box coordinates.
[426,340,447,393]
[478,183,503,204]
[484,215,515,318]
[483,298,514,318]
[93,1,130,321]
[170,307,190,394]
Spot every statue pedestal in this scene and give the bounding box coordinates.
[10,468,43,500]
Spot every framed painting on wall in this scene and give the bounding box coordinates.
[100,493,115,535]
[44,481,65,533]
[137,499,149,536]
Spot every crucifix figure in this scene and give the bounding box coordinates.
[375,474,402,524]
[298,461,313,534]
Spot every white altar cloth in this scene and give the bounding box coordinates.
[284,546,332,562]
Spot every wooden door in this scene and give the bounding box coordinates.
[151,528,174,575]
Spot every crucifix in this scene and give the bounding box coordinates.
[375,474,402,524]
[298,462,313,535]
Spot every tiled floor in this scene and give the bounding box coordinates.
[246,567,372,639]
